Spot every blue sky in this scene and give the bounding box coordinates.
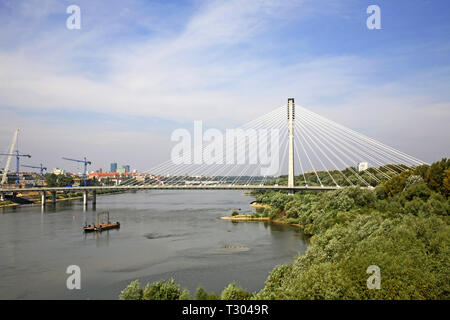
[0,0,449,172]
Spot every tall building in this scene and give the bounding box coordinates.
[110,163,117,173]
[123,165,130,173]
[53,168,65,175]
[357,162,369,172]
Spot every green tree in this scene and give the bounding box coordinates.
[220,283,251,300]
[119,280,143,300]
[404,197,426,215]
[269,193,291,210]
[142,279,184,300]
[426,158,449,196]
[57,175,74,187]
[444,169,450,196]
[383,171,411,197]
[45,173,58,187]
[194,287,220,300]
[256,265,292,299]
[413,164,430,180]
[404,175,424,189]
[179,289,191,300]
[403,183,432,201]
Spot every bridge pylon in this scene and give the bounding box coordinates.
[287,98,295,192]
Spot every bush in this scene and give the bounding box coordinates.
[404,175,425,189]
[403,183,432,201]
[383,171,411,197]
[286,218,300,224]
[342,187,377,208]
[375,185,386,200]
[285,207,299,219]
[268,208,280,220]
[385,200,405,215]
[255,207,265,214]
[231,210,239,216]
[404,198,426,215]
[119,280,143,300]
[220,283,251,300]
[142,279,184,300]
[257,212,450,299]
[179,289,191,300]
[426,195,449,216]
[269,193,292,210]
[256,265,292,299]
[425,158,449,196]
[194,287,220,300]
[285,200,302,218]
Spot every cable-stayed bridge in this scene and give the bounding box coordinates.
[0,98,426,206]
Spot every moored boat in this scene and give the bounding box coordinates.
[83,211,120,232]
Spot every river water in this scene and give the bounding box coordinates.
[0,190,308,299]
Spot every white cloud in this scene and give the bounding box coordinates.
[0,0,449,168]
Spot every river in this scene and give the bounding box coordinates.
[0,190,308,299]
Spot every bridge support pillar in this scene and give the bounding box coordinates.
[83,190,88,208]
[287,98,295,194]
[51,191,57,205]
[92,190,96,206]
[41,191,46,207]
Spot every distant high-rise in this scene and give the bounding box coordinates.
[53,168,65,175]
[357,162,369,172]
[110,163,117,173]
[123,165,130,173]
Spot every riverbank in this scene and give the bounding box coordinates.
[250,202,271,210]
[223,201,304,230]
[0,201,20,208]
[221,213,305,235]
[120,159,450,300]
[220,214,269,221]
[251,161,450,300]
[0,189,128,208]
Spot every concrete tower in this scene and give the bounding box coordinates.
[287,98,295,190]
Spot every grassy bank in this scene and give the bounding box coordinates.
[220,214,269,221]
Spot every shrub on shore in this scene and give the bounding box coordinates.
[120,159,450,300]
[120,279,186,300]
[119,279,249,300]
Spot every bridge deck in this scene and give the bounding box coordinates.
[0,185,341,193]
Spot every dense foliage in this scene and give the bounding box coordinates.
[44,173,74,187]
[120,159,449,300]
[119,279,247,300]
[253,159,449,299]
[264,164,410,187]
